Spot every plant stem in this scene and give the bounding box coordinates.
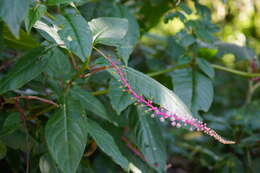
[28,105,56,120]
[92,89,108,96]
[64,58,90,93]
[147,63,191,77]
[212,64,260,78]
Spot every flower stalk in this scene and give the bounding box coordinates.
[94,47,235,144]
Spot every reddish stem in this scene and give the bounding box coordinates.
[14,96,59,107]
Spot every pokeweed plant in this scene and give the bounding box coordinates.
[0,0,259,173]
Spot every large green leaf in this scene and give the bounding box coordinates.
[86,119,129,170]
[0,47,52,94]
[80,3,139,64]
[108,66,194,121]
[116,6,140,64]
[88,17,128,46]
[108,79,135,115]
[25,4,47,33]
[45,96,88,173]
[0,0,30,38]
[171,69,214,114]
[70,87,110,122]
[129,107,166,173]
[55,13,93,62]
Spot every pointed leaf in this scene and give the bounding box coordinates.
[0,47,52,94]
[45,96,88,173]
[86,119,129,170]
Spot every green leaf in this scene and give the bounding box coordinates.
[108,79,135,115]
[80,4,138,64]
[45,96,88,173]
[3,26,39,49]
[0,0,30,38]
[25,4,47,33]
[171,69,214,114]
[116,6,140,64]
[0,112,21,138]
[129,107,166,172]
[197,58,215,79]
[1,130,35,151]
[70,87,110,122]
[166,37,185,60]
[0,47,52,94]
[179,34,195,47]
[45,47,72,79]
[88,17,128,46]
[108,66,194,121]
[86,119,129,170]
[55,13,93,62]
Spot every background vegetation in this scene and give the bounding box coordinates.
[0,0,259,173]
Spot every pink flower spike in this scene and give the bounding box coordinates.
[100,51,235,145]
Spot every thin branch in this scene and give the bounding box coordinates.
[212,64,260,78]
[64,58,90,93]
[13,96,59,107]
[68,52,80,72]
[147,63,191,77]
[80,66,112,78]
[91,89,108,96]
[121,136,146,162]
